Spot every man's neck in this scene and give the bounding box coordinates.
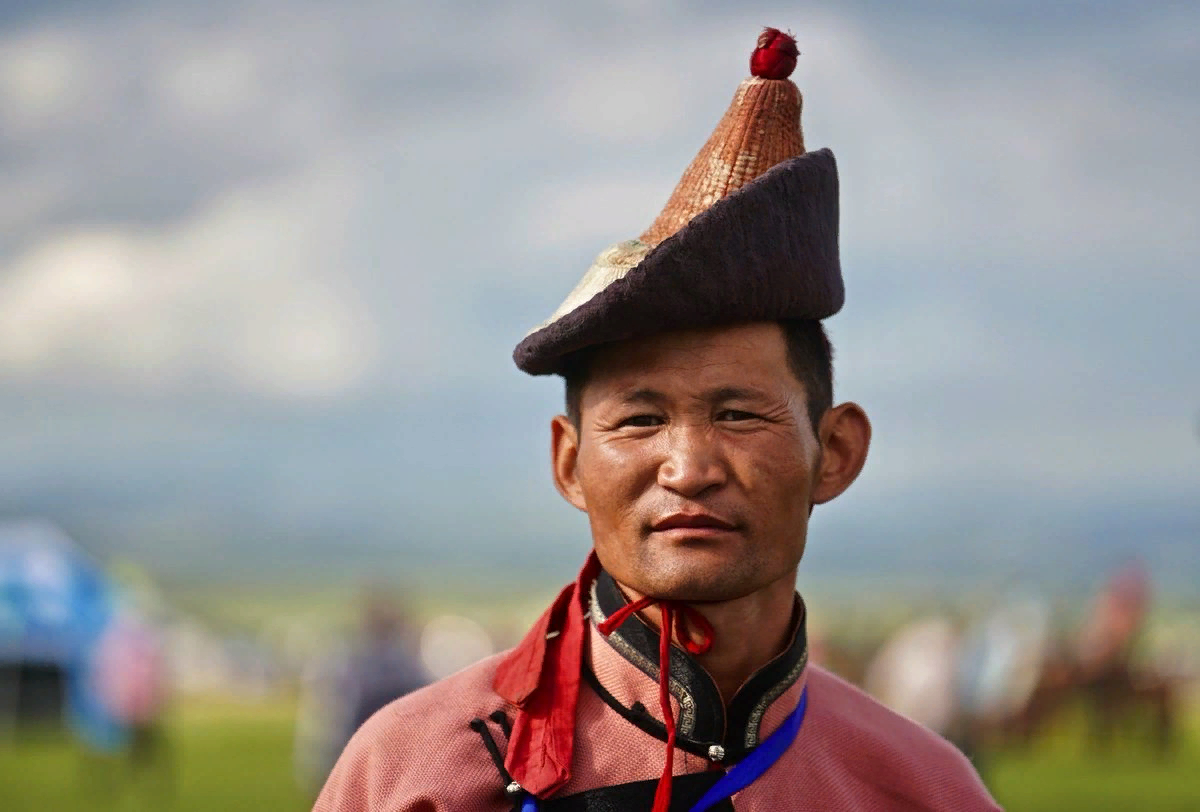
[617,573,799,704]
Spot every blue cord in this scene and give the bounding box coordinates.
[688,685,809,812]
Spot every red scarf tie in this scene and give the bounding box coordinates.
[598,596,715,812]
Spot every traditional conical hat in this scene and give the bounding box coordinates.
[514,28,842,376]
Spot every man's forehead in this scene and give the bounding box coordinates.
[586,323,791,387]
[612,384,778,406]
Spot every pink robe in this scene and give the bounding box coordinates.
[316,570,1001,811]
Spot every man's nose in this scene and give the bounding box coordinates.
[656,425,727,497]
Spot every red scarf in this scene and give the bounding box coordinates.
[493,553,601,797]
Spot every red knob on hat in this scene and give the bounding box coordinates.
[750,27,799,80]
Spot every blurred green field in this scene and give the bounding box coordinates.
[0,700,309,812]
[1,698,1197,810]
[986,706,1200,811]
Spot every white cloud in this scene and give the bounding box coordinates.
[153,38,264,125]
[656,9,1192,293]
[0,28,83,133]
[0,159,379,399]
[548,59,692,145]
[514,172,677,251]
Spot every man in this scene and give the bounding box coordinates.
[317,28,1002,811]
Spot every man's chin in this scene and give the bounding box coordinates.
[630,560,763,604]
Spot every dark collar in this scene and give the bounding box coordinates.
[587,569,808,764]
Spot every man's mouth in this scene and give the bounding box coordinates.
[651,512,737,533]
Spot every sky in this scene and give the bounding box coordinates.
[0,0,1196,592]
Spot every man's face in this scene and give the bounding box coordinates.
[554,323,825,602]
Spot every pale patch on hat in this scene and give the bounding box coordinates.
[527,238,651,336]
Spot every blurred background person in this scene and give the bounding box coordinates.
[294,590,428,797]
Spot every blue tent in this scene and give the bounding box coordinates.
[0,519,129,750]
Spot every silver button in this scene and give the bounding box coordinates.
[708,744,725,762]
[505,781,524,797]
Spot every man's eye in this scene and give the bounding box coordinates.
[620,415,664,428]
[716,410,758,422]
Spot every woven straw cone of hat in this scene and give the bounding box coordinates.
[527,29,808,338]
[640,73,804,246]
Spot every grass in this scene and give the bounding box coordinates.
[985,707,1200,812]
[1,699,1197,810]
[0,699,309,812]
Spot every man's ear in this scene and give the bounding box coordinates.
[812,402,871,505]
[551,415,588,512]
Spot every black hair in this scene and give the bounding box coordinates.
[562,320,833,432]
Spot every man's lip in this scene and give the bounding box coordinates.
[651,513,737,532]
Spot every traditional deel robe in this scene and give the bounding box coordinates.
[315,560,1002,811]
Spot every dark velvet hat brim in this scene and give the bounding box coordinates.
[513,148,842,376]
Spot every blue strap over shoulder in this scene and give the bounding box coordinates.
[688,685,809,812]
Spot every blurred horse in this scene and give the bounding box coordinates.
[973,564,1179,756]
[856,566,1184,771]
